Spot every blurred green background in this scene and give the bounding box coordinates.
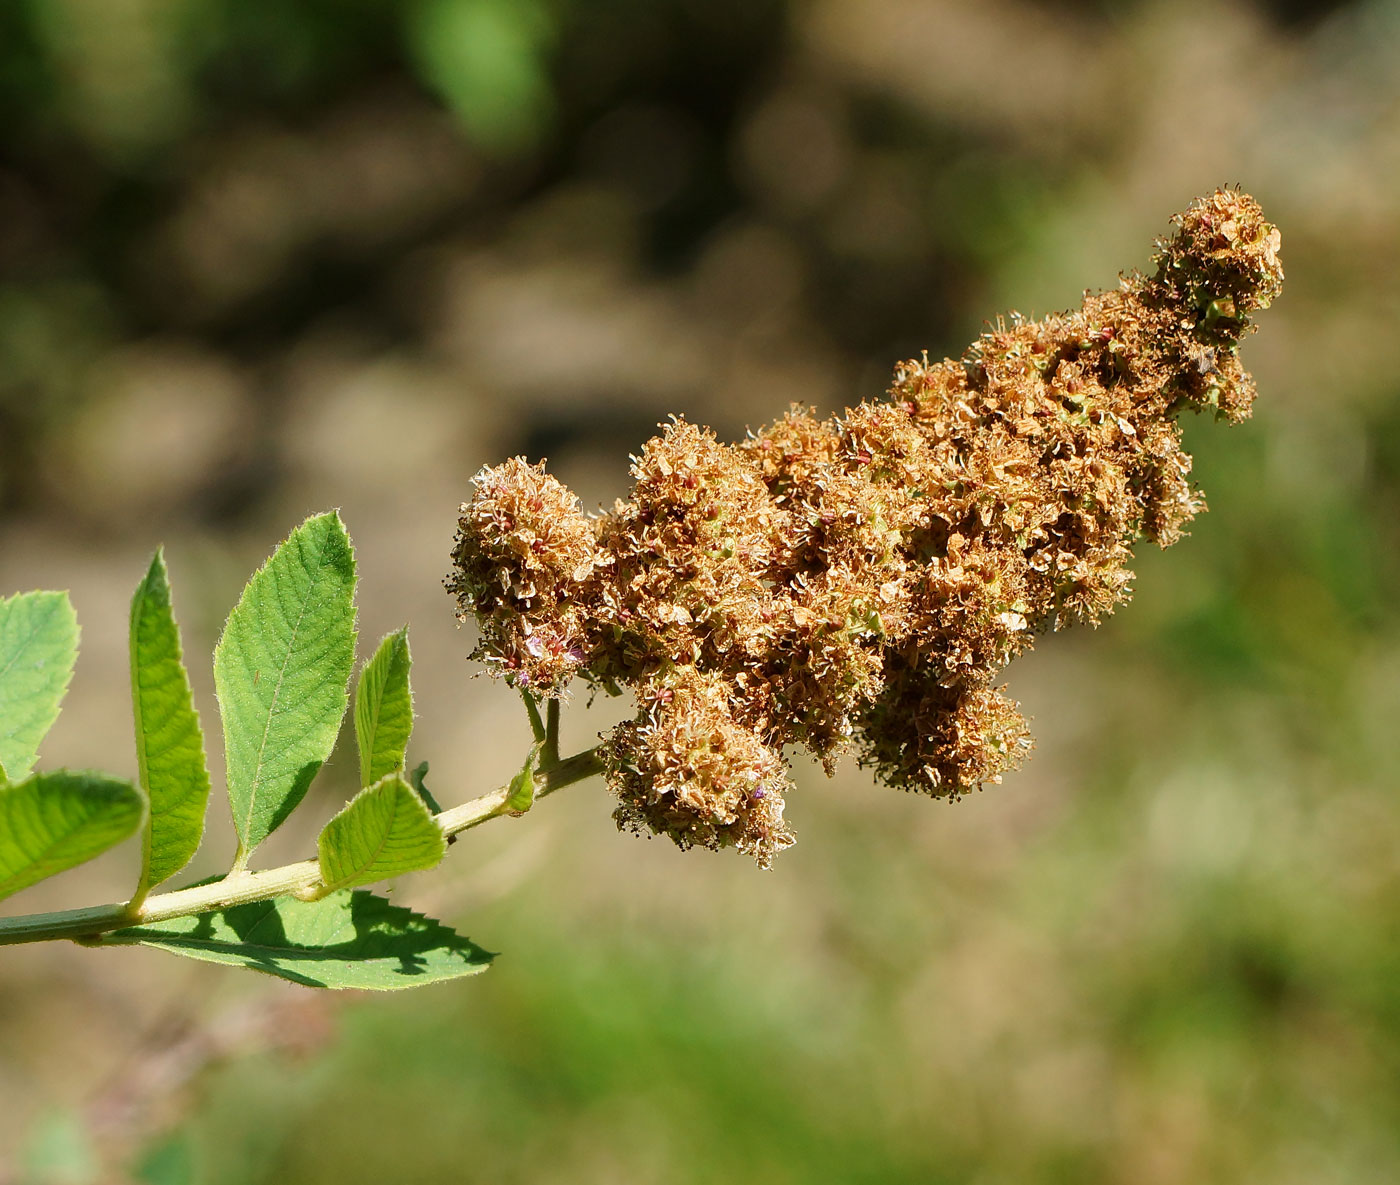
[2,0,1399,1181]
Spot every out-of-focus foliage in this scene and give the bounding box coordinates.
[3,0,1400,1181]
[406,0,556,152]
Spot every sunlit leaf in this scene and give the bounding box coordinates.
[0,591,79,780]
[104,890,493,990]
[318,773,445,893]
[0,771,144,902]
[130,549,211,895]
[214,512,357,861]
[354,628,413,787]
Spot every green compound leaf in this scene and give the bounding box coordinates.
[130,550,212,896]
[103,890,493,990]
[0,591,79,780]
[318,774,446,893]
[214,513,357,862]
[354,629,413,787]
[0,771,145,902]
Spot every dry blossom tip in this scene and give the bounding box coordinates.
[448,188,1283,867]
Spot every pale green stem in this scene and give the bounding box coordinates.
[0,747,604,949]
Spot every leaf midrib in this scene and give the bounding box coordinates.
[241,547,327,845]
[133,566,204,890]
[337,789,402,889]
[0,596,61,690]
[361,677,387,783]
[130,576,158,807]
[359,634,408,785]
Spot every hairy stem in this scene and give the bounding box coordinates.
[0,747,605,948]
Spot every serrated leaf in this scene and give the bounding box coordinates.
[0,771,145,902]
[130,550,212,896]
[354,629,413,787]
[317,773,446,892]
[103,890,493,990]
[214,513,357,861]
[0,591,79,780]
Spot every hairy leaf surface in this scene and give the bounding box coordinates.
[104,890,492,989]
[214,513,357,860]
[0,591,79,780]
[354,629,413,786]
[130,550,211,895]
[0,771,145,902]
[318,774,445,892]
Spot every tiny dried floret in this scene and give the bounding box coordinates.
[448,189,1283,865]
[603,669,795,868]
[446,458,599,692]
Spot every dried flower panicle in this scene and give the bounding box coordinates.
[449,189,1283,866]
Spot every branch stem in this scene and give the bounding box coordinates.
[544,699,561,768]
[0,747,604,949]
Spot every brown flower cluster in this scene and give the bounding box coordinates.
[448,189,1283,867]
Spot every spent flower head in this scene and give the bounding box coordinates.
[449,188,1283,867]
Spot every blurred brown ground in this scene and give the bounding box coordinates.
[3,1,1400,1182]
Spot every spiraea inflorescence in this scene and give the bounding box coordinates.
[448,188,1283,867]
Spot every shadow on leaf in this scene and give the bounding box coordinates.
[101,891,494,991]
